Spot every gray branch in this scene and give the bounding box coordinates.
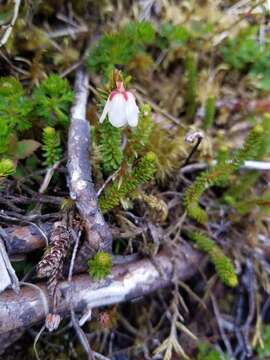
[67,69,112,253]
[4,224,50,255]
[0,242,201,335]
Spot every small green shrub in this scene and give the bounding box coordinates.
[87,21,155,74]
[221,27,270,90]
[32,74,74,126]
[0,77,33,154]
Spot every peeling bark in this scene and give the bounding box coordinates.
[67,68,112,253]
[0,242,201,335]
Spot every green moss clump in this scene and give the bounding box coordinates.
[88,252,112,280]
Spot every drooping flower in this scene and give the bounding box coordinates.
[99,81,139,128]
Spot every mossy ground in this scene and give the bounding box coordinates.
[1,1,270,359]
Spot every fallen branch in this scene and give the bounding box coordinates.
[0,242,201,335]
[4,223,138,258]
[67,68,112,252]
[4,223,50,255]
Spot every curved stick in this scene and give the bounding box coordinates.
[0,242,201,334]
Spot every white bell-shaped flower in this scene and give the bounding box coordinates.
[99,81,139,128]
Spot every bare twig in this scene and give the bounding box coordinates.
[47,25,88,39]
[92,351,111,360]
[138,0,156,20]
[0,242,201,335]
[39,160,62,194]
[0,0,21,48]
[67,68,112,252]
[235,160,270,170]
[211,295,234,359]
[181,160,270,174]
[60,59,84,78]
[68,229,81,282]
[97,168,121,197]
[135,88,186,128]
[71,307,94,359]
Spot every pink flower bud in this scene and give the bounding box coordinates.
[99,82,139,128]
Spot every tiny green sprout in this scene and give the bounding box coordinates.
[253,124,264,135]
[223,195,237,207]
[60,198,75,211]
[42,126,62,166]
[0,159,15,178]
[88,252,112,281]
[145,151,156,162]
